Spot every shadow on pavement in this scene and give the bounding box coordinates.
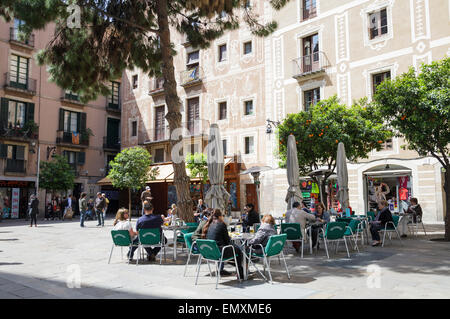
[0,262,23,266]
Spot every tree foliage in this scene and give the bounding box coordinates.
[39,154,75,193]
[277,96,392,180]
[186,152,208,184]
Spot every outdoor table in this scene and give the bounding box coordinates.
[162,224,190,261]
[229,232,255,280]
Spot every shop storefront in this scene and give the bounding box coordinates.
[0,180,35,219]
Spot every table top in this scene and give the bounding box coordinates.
[162,224,190,231]
[229,232,255,241]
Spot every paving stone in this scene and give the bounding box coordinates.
[11,287,47,298]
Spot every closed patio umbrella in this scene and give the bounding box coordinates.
[336,142,349,213]
[285,134,303,210]
[204,124,230,211]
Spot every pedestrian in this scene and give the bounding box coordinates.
[94,192,106,227]
[86,198,94,220]
[63,194,74,220]
[29,194,39,227]
[45,201,53,221]
[79,192,88,228]
[102,193,109,221]
[140,186,153,215]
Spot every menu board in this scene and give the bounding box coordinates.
[11,188,20,219]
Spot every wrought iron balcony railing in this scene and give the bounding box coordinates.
[292,51,330,78]
[9,28,35,48]
[4,72,37,95]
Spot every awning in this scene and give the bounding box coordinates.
[97,157,234,185]
[363,169,412,177]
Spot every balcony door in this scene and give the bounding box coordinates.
[187,97,199,135]
[107,118,120,148]
[10,55,29,89]
[154,106,165,141]
[302,34,319,73]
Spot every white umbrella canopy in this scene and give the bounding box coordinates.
[336,142,349,212]
[204,124,230,211]
[285,134,303,210]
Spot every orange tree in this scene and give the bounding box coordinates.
[374,57,450,240]
[277,96,391,205]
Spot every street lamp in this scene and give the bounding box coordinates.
[265,119,281,134]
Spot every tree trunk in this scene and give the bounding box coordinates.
[444,168,450,241]
[157,0,194,222]
[128,188,132,222]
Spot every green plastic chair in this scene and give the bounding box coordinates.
[344,219,361,252]
[336,217,353,224]
[137,228,166,265]
[280,223,305,258]
[318,222,350,258]
[109,230,139,264]
[183,232,211,277]
[194,239,241,289]
[380,215,403,247]
[367,211,376,221]
[248,234,290,283]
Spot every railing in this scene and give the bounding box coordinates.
[9,28,35,47]
[180,66,204,87]
[56,131,89,146]
[106,99,121,111]
[292,51,330,78]
[5,159,26,174]
[4,72,37,95]
[140,120,210,144]
[149,77,165,96]
[0,124,38,140]
[103,136,120,150]
[302,7,317,21]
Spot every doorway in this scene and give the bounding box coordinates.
[245,184,258,213]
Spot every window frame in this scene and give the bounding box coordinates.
[131,120,137,137]
[244,136,254,155]
[218,44,227,62]
[132,75,138,89]
[372,71,391,95]
[303,87,321,111]
[218,101,227,121]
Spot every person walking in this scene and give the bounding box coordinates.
[140,186,153,215]
[94,192,106,227]
[79,192,88,228]
[102,193,109,221]
[29,194,39,227]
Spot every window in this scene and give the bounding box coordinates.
[369,8,388,40]
[64,90,79,101]
[222,139,227,155]
[189,144,199,154]
[64,150,77,165]
[243,41,252,55]
[380,138,393,151]
[132,75,138,89]
[219,102,227,120]
[302,0,317,21]
[244,136,254,154]
[372,71,391,95]
[10,54,29,88]
[63,110,79,133]
[131,121,137,137]
[154,148,165,163]
[108,81,120,107]
[244,100,254,116]
[8,100,26,128]
[187,51,200,69]
[304,88,320,111]
[187,97,200,135]
[218,44,227,62]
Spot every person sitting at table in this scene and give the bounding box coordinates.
[202,209,244,278]
[113,208,138,240]
[127,201,169,262]
[309,202,330,249]
[287,201,317,253]
[242,203,260,233]
[194,199,207,223]
[245,214,277,255]
[397,197,423,238]
[192,209,212,242]
[369,200,393,247]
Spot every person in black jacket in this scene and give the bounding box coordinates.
[202,209,244,278]
[29,194,39,227]
[369,200,393,246]
[242,203,260,232]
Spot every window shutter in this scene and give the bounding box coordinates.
[1,98,8,130]
[59,108,65,131]
[80,112,87,132]
[0,144,7,158]
[16,145,25,160]
[25,103,35,124]
[77,151,86,165]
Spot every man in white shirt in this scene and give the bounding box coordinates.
[287,201,317,243]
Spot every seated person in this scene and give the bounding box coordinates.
[192,209,212,242]
[369,200,393,247]
[242,203,260,232]
[287,201,317,252]
[202,209,244,278]
[194,199,207,223]
[113,208,138,241]
[127,201,169,262]
[309,202,330,249]
[398,197,423,237]
[245,214,277,255]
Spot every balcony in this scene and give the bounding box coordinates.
[5,159,26,174]
[301,7,317,21]
[292,52,330,79]
[103,136,120,151]
[56,131,89,148]
[9,28,35,49]
[4,72,37,96]
[140,120,210,145]
[149,77,165,97]
[60,91,85,107]
[106,100,121,113]
[180,66,203,88]
[0,122,39,142]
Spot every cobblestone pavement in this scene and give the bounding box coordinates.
[0,217,448,299]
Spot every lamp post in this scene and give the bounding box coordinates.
[265,119,281,134]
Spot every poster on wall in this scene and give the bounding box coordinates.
[11,188,20,219]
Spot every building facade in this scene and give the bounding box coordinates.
[0,19,121,217]
[121,0,448,222]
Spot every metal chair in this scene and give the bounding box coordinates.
[108,230,139,264]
